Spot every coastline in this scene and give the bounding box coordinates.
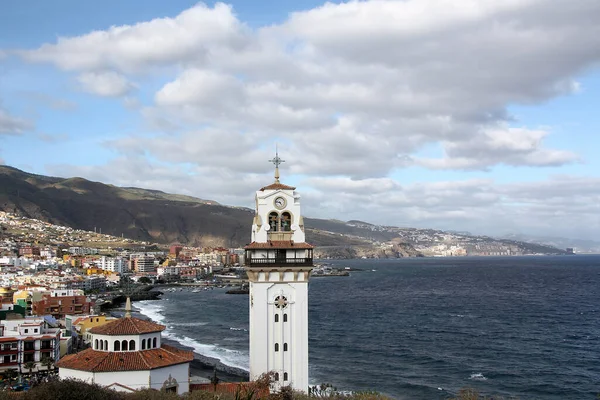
[117,305,250,383]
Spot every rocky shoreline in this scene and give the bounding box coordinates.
[161,337,249,383]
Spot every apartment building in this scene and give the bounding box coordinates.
[0,318,61,373]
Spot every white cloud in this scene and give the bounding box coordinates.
[416,126,580,170]
[0,108,33,135]
[19,3,247,72]
[77,71,136,97]
[16,0,600,237]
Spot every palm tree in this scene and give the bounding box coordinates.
[40,356,54,374]
[23,361,36,377]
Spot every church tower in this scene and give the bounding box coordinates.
[244,152,314,392]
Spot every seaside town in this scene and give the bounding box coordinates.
[0,210,252,390]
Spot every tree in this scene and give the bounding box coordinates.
[23,361,36,376]
[3,368,17,386]
[138,277,152,284]
[40,356,54,374]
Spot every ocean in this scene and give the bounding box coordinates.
[134,255,600,399]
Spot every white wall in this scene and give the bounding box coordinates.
[92,333,161,352]
[59,365,189,394]
[249,280,309,392]
[150,363,190,394]
[252,189,306,243]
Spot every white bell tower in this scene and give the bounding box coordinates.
[244,151,313,392]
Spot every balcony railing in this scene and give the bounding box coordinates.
[245,258,313,267]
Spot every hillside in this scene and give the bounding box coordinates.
[0,166,565,257]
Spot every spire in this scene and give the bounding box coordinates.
[125,296,132,318]
[268,145,285,183]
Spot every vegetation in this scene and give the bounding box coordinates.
[0,377,393,400]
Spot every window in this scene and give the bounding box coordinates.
[153,337,157,348]
[34,329,38,333]
[99,340,103,350]
[284,372,288,381]
[274,314,279,323]
[274,373,279,381]
[281,212,291,231]
[105,340,108,350]
[283,343,288,352]
[114,341,120,351]
[95,339,98,350]
[283,313,288,322]
[141,339,146,350]
[129,340,135,351]
[11,343,16,349]
[11,355,16,361]
[96,318,99,322]
[24,329,28,334]
[269,212,279,232]
[274,343,279,352]
[122,340,128,351]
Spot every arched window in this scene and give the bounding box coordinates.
[275,343,279,352]
[274,373,279,382]
[95,339,98,350]
[284,372,288,381]
[129,340,135,351]
[283,313,288,322]
[141,339,146,350]
[114,341,120,351]
[283,343,288,352]
[100,340,103,350]
[105,340,108,350]
[122,340,128,351]
[269,212,279,232]
[274,314,279,322]
[281,212,291,231]
[153,337,157,348]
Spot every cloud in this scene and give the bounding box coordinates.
[20,1,600,174]
[15,0,600,238]
[18,3,247,72]
[18,92,77,111]
[76,71,136,97]
[0,108,33,135]
[37,133,70,143]
[416,126,580,170]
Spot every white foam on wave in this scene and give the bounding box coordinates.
[171,322,209,327]
[133,300,249,372]
[180,335,249,372]
[230,327,248,332]
[469,373,488,381]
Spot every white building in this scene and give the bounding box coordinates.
[100,257,126,274]
[0,318,61,373]
[243,154,314,392]
[57,301,193,394]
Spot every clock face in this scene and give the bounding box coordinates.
[274,196,286,209]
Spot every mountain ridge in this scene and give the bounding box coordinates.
[0,165,566,256]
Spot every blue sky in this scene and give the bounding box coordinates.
[1,0,600,240]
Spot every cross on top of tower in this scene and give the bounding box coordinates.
[268,146,285,183]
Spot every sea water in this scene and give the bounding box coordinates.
[134,255,600,399]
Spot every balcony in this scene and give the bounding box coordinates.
[245,257,313,267]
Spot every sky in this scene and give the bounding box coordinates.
[1,0,600,240]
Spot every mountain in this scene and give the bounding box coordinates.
[0,166,566,257]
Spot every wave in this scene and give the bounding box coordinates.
[134,300,249,372]
[469,373,488,381]
[230,327,248,332]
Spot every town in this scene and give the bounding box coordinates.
[0,210,249,389]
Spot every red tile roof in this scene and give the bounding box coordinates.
[259,182,296,191]
[88,317,165,335]
[56,344,193,372]
[245,240,314,249]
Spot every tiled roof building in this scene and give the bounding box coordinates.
[56,299,193,394]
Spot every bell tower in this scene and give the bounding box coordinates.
[244,151,314,392]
